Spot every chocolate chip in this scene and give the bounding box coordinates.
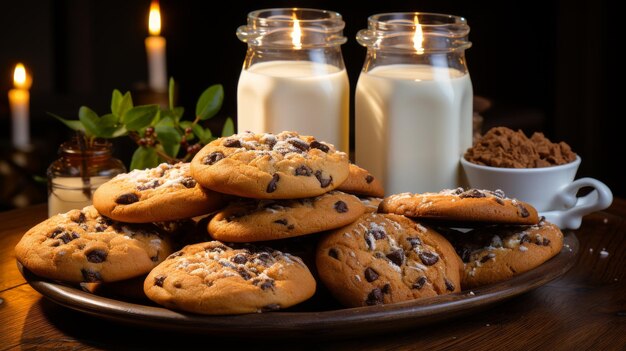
[256,252,273,265]
[264,137,277,149]
[314,170,332,188]
[294,165,313,176]
[365,288,384,306]
[95,224,107,232]
[458,248,471,263]
[85,249,107,263]
[369,228,386,240]
[237,267,252,280]
[365,175,374,184]
[115,193,139,205]
[494,197,505,205]
[386,249,405,266]
[81,269,101,282]
[181,177,196,188]
[204,151,225,165]
[364,267,379,282]
[517,204,530,218]
[520,234,531,243]
[167,251,184,259]
[231,253,248,264]
[254,279,275,291]
[287,224,295,230]
[266,174,279,193]
[274,219,289,226]
[407,237,422,248]
[419,251,439,266]
[57,232,78,244]
[288,139,310,152]
[154,275,166,287]
[223,138,241,148]
[364,236,374,250]
[413,276,427,289]
[49,228,63,238]
[262,304,281,312]
[75,212,86,223]
[137,179,159,190]
[543,238,551,246]
[310,140,330,153]
[381,283,391,294]
[459,189,486,199]
[480,253,496,263]
[151,253,159,262]
[328,248,340,260]
[445,279,455,291]
[334,200,348,213]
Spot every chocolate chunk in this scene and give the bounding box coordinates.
[543,238,551,246]
[137,179,160,190]
[85,249,107,263]
[256,252,274,265]
[58,232,79,244]
[223,138,241,148]
[204,151,225,165]
[231,253,248,264]
[294,165,313,176]
[262,303,281,312]
[167,251,184,259]
[288,138,310,152]
[49,228,63,238]
[154,275,166,287]
[407,237,422,248]
[386,249,405,266]
[95,224,107,232]
[494,197,505,205]
[459,189,486,199]
[520,234,531,243]
[274,219,289,226]
[419,251,439,266]
[266,174,279,193]
[75,212,86,224]
[364,267,379,282]
[458,248,471,263]
[365,175,374,184]
[364,236,374,250]
[517,204,530,218]
[328,248,340,260]
[81,269,102,283]
[445,279,455,291]
[181,177,196,188]
[314,170,332,188]
[450,187,464,195]
[264,137,277,149]
[115,193,139,205]
[310,140,330,153]
[480,253,496,263]
[334,200,348,213]
[413,276,427,289]
[381,283,391,294]
[254,278,275,291]
[369,228,386,240]
[365,288,384,306]
[237,267,252,280]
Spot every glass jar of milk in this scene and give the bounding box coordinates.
[355,12,473,194]
[47,136,126,217]
[236,8,349,152]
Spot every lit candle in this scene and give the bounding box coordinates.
[8,63,32,150]
[145,0,167,92]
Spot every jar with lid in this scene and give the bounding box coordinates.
[355,12,473,194]
[236,8,349,152]
[47,136,126,217]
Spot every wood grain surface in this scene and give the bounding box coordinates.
[1,201,625,350]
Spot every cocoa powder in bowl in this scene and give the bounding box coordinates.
[464,127,577,168]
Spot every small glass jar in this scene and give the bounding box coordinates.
[355,12,473,194]
[47,137,126,217]
[236,8,349,152]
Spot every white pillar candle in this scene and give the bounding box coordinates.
[48,176,111,217]
[8,63,31,150]
[145,0,167,92]
[237,60,350,152]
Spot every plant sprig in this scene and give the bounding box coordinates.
[49,78,234,170]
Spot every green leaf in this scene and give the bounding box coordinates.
[111,90,133,120]
[130,146,158,170]
[96,113,119,138]
[123,105,158,131]
[173,106,184,121]
[221,117,235,137]
[111,125,128,138]
[48,112,85,132]
[78,106,100,137]
[195,84,223,120]
[191,124,214,144]
[169,77,175,110]
[156,125,181,157]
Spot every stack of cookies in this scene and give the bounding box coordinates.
[14,131,564,315]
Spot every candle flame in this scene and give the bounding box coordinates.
[149,0,162,36]
[413,15,424,55]
[13,63,32,90]
[291,14,302,50]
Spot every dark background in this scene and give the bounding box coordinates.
[0,0,618,211]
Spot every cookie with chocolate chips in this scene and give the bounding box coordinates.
[378,188,539,226]
[190,131,350,199]
[15,206,173,283]
[93,162,225,223]
[144,241,316,315]
[441,219,564,288]
[336,164,385,197]
[208,191,366,242]
[315,213,462,308]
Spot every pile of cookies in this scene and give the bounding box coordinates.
[14,131,564,315]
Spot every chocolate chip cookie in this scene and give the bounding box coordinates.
[378,188,539,226]
[144,241,316,315]
[15,206,173,283]
[190,131,350,199]
[316,213,462,308]
[337,164,385,197]
[441,219,564,288]
[208,191,366,242]
[93,162,225,223]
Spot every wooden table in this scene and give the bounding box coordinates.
[1,202,625,350]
